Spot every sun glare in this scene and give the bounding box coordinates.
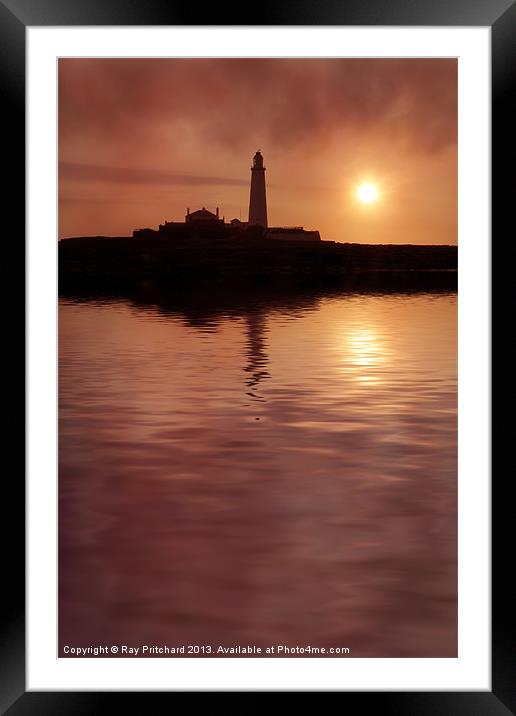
[356,182,379,204]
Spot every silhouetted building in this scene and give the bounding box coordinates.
[248,151,268,228]
[265,227,321,242]
[230,218,247,229]
[132,228,156,239]
[133,206,225,238]
[185,207,223,224]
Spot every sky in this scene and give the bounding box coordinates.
[59,58,457,244]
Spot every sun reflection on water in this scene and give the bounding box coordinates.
[340,326,390,385]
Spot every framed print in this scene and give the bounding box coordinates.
[3,0,513,710]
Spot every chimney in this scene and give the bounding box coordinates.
[216,207,219,218]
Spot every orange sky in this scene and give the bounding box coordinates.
[58,58,457,244]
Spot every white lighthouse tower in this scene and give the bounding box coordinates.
[248,151,268,228]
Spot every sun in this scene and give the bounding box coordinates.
[356,182,379,204]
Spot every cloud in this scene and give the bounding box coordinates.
[59,58,457,159]
[59,162,248,187]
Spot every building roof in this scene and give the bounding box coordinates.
[188,207,218,219]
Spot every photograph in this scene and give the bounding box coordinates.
[57,57,458,659]
[1,0,508,704]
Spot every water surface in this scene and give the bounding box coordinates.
[59,290,457,656]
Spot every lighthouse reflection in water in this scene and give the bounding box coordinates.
[59,290,457,657]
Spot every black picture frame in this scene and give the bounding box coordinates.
[4,0,512,710]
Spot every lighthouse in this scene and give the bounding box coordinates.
[248,151,268,228]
